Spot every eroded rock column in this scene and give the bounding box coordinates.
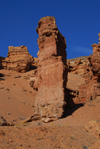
[34,16,67,122]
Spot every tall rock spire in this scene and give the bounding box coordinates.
[34,16,68,122]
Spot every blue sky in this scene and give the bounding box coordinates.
[0,0,100,59]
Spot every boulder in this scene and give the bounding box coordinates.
[2,45,34,72]
[34,16,67,122]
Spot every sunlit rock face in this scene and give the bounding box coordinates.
[79,33,100,102]
[34,16,67,122]
[2,46,34,72]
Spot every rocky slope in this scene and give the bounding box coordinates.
[0,69,100,149]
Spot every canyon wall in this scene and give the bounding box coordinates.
[79,33,100,102]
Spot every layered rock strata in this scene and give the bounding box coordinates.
[67,56,91,77]
[2,46,34,72]
[34,16,67,122]
[79,33,100,102]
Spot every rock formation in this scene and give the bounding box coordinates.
[0,57,5,69]
[66,34,100,104]
[33,16,67,122]
[67,56,91,77]
[2,46,34,72]
[79,33,100,102]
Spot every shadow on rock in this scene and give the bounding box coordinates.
[30,65,37,70]
[62,102,84,118]
[62,88,84,118]
[0,73,5,80]
[0,73,5,77]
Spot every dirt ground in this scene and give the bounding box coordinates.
[0,69,100,149]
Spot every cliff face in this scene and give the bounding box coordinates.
[66,34,100,104]
[2,46,34,72]
[33,16,67,122]
[79,34,100,102]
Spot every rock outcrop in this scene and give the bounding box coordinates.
[2,46,34,72]
[79,33,100,102]
[33,16,67,122]
[67,56,91,77]
[67,34,100,104]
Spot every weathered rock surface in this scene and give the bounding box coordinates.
[33,16,67,122]
[66,73,85,106]
[2,46,34,72]
[79,34,100,102]
[67,56,91,77]
[67,34,100,103]
[0,56,5,69]
[32,57,38,67]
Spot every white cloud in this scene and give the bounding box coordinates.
[74,46,92,55]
